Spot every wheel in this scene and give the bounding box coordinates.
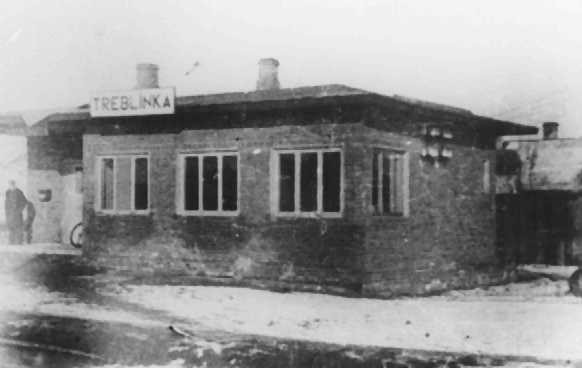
[70,222,83,248]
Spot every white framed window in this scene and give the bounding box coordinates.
[372,149,409,217]
[96,154,150,214]
[272,148,343,217]
[177,152,239,216]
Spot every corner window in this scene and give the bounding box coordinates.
[372,150,409,216]
[97,154,150,214]
[274,149,343,217]
[179,152,239,215]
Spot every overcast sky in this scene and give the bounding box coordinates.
[1,0,582,136]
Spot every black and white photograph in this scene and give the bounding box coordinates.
[0,1,581,366]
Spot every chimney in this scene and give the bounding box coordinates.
[256,58,280,91]
[135,63,159,89]
[542,122,559,140]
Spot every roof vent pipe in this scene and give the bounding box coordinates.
[542,122,559,140]
[256,58,280,91]
[135,63,159,89]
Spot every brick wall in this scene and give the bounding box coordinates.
[83,124,366,291]
[357,128,501,296]
[82,123,502,295]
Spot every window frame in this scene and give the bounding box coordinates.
[271,147,344,218]
[372,148,410,218]
[176,151,241,217]
[95,154,151,215]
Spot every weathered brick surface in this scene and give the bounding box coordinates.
[84,124,366,290]
[82,123,501,296]
[358,129,500,296]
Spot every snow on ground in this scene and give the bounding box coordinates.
[0,243,81,255]
[89,359,187,368]
[442,277,573,301]
[0,275,162,328]
[105,280,582,361]
[0,248,161,328]
[88,362,575,368]
[518,265,578,280]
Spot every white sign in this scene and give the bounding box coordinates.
[90,87,175,117]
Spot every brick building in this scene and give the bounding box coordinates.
[24,59,536,296]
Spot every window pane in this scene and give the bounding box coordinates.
[279,154,295,212]
[222,155,238,211]
[184,156,199,211]
[101,158,114,210]
[372,152,378,210]
[116,157,132,211]
[382,154,391,214]
[393,155,404,213]
[300,152,318,212]
[322,151,341,212]
[134,157,148,210]
[202,156,218,211]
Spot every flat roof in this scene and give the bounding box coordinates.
[1,84,538,136]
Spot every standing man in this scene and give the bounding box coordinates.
[4,180,27,244]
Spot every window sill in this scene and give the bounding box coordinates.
[177,211,240,217]
[274,212,343,219]
[96,210,151,216]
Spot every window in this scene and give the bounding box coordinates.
[179,152,239,215]
[274,149,342,216]
[372,150,409,216]
[97,155,150,213]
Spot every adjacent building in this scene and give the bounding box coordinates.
[497,122,582,266]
